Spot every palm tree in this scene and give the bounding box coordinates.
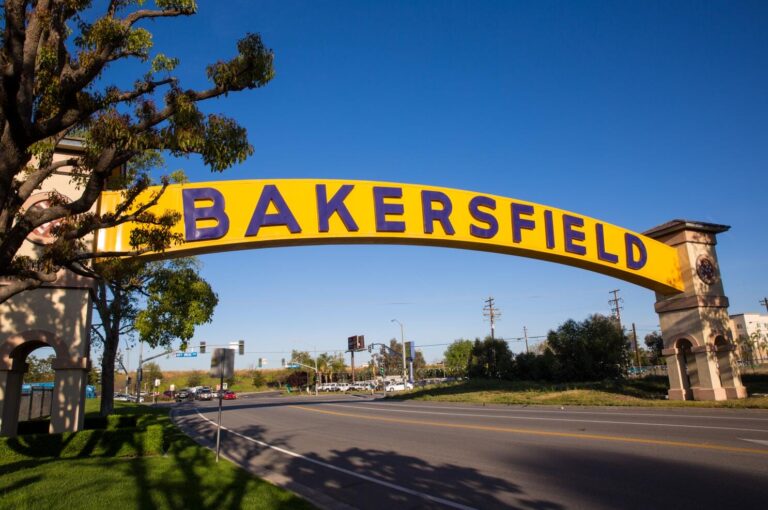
[316,353,330,384]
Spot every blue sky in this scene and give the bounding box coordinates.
[111,0,767,372]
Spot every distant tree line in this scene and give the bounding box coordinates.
[443,314,636,382]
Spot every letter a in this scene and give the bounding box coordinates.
[245,185,302,236]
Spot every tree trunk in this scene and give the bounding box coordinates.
[100,333,119,416]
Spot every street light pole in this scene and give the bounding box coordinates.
[391,319,407,384]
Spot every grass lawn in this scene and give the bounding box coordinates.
[387,374,768,409]
[0,401,314,510]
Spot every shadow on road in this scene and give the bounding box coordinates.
[180,413,565,510]
[504,445,768,510]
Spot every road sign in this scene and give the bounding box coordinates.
[287,363,301,369]
[176,352,198,358]
[210,348,235,378]
[223,383,228,390]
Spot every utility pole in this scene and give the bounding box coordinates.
[523,326,530,353]
[632,322,641,367]
[608,289,624,333]
[760,297,768,313]
[483,297,501,340]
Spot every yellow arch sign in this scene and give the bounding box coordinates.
[97,179,683,294]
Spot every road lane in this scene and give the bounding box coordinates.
[174,394,768,509]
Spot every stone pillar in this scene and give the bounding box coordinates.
[716,343,748,399]
[0,367,25,436]
[50,359,90,434]
[662,347,691,401]
[691,345,727,401]
[645,220,747,401]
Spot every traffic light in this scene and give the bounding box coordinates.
[281,358,286,368]
[238,340,244,355]
[200,341,206,354]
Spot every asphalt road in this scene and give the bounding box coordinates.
[172,392,768,510]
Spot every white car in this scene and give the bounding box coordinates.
[385,382,414,392]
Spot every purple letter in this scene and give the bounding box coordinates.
[511,203,536,243]
[595,223,618,263]
[625,233,648,270]
[469,196,498,239]
[544,210,555,249]
[245,185,301,236]
[183,188,230,241]
[317,184,358,232]
[563,214,586,255]
[373,186,406,232]
[422,190,455,235]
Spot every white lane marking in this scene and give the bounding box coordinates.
[192,408,477,510]
[324,403,768,433]
[740,438,768,447]
[364,400,768,422]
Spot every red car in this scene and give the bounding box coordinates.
[223,390,237,400]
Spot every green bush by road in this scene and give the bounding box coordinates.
[0,401,314,510]
[388,374,768,408]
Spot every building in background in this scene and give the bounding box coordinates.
[730,313,768,363]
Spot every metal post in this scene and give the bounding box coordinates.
[632,323,641,368]
[392,319,407,384]
[216,349,223,463]
[523,326,530,353]
[135,341,144,402]
[314,355,318,396]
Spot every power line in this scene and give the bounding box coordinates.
[483,296,502,339]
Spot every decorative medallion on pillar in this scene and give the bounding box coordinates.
[644,220,747,401]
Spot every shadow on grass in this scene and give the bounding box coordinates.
[1,403,310,509]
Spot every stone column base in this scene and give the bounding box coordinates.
[668,388,692,401]
[692,386,728,401]
[724,386,748,399]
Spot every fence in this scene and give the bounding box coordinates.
[19,387,54,421]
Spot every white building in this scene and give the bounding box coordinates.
[730,313,768,363]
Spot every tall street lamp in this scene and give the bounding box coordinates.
[391,319,407,383]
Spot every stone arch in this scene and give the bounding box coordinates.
[0,329,90,437]
[0,329,72,371]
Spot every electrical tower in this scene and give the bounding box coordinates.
[483,297,501,339]
[608,289,624,332]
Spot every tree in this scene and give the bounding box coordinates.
[91,257,217,415]
[443,339,473,376]
[644,331,665,365]
[134,259,218,349]
[0,1,274,303]
[546,314,629,381]
[186,371,203,388]
[251,370,266,388]
[467,337,513,379]
[379,339,404,376]
[25,353,56,382]
[143,361,163,386]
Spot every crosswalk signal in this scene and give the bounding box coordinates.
[238,340,244,355]
[200,341,206,354]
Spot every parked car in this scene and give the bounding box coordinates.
[222,390,237,400]
[175,389,191,402]
[385,382,414,392]
[196,389,213,401]
[162,390,174,398]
